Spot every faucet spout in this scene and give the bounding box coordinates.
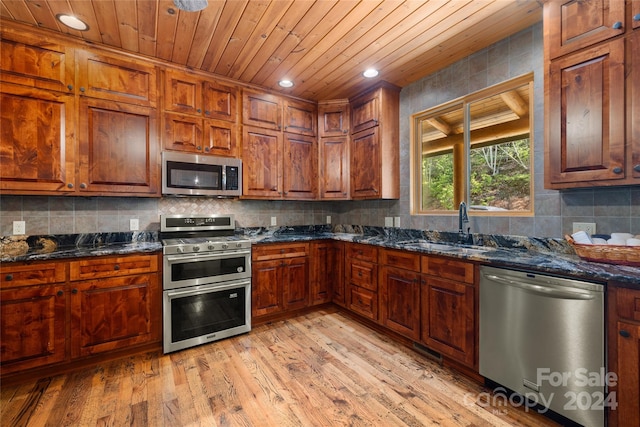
[458,202,472,244]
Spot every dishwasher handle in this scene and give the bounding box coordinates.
[484,274,596,300]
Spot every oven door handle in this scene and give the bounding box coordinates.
[165,280,251,298]
[165,249,251,263]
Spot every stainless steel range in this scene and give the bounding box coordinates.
[161,214,251,353]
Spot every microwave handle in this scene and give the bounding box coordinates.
[165,249,251,263]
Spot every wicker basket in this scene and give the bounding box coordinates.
[565,235,640,267]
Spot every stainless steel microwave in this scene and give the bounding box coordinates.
[162,151,242,197]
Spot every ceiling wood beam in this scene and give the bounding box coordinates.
[500,90,529,117]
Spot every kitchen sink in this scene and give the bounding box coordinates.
[400,240,493,255]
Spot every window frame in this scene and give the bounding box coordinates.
[410,73,534,217]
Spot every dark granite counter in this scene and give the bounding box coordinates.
[2,225,638,287]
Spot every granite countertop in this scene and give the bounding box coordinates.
[2,225,639,287]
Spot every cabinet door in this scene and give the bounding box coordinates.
[0,84,76,194]
[204,118,238,157]
[421,277,475,367]
[283,132,317,199]
[0,34,74,93]
[251,259,283,317]
[164,69,202,115]
[70,273,161,358]
[351,89,379,133]
[318,102,349,137]
[630,31,640,180]
[351,127,381,199]
[348,285,378,321]
[0,284,67,374]
[77,50,156,106]
[78,98,159,195]
[612,321,640,427]
[546,39,625,187]
[242,126,282,198]
[311,241,343,306]
[319,136,349,199]
[203,80,238,122]
[282,257,309,311]
[242,90,282,130]
[163,112,203,153]
[545,0,626,60]
[284,99,316,136]
[380,266,420,340]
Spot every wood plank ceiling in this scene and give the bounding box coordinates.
[0,0,543,101]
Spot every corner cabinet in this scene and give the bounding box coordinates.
[544,0,639,189]
[607,283,640,427]
[318,100,350,200]
[349,82,400,199]
[242,89,318,199]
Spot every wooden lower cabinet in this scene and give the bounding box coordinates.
[0,254,162,378]
[251,243,309,320]
[310,241,343,306]
[379,265,420,341]
[420,256,476,368]
[345,243,378,320]
[607,284,640,427]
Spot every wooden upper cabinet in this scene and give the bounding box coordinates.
[283,99,317,136]
[203,80,238,122]
[349,83,400,200]
[0,32,74,93]
[164,113,237,157]
[283,133,317,199]
[0,84,76,194]
[319,136,350,199]
[242,89,282,130]
[319,100,349,137]
[545,0,626,60]
[545,39,626,187]
[79,98,159,195]
[629,30,640,180]
[76,50,157,106]
[242,126,282,198]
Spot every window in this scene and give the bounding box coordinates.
[411,74,533,215]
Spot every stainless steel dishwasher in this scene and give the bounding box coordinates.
[479,266,605,427]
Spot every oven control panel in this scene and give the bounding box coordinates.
[162,239,252,255]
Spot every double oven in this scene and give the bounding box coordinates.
[161,214,251,353]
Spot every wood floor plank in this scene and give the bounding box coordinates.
[0,310,560,427]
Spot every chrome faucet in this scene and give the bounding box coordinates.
[458,202,473,244]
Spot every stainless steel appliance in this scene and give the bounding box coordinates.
[479,266,605,427]
[162,151,242,197]
[161,214,251,353]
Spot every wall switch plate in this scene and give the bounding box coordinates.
[326,215,331,224]
[384,217,393,227]
[573,222,596,235]
[271,216,277,226]
[129,219,139,231]
[13,221,25,235]
[394,216,401,227]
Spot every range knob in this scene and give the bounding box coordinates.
[192,246,200,252]
[236,242,243,248]
[208,244,216,250]
[176,247,184,253]
[222,243,229,249]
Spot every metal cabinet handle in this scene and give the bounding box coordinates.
[67,183,74,189]
[72,288,78,294]
[79,183,87,189]
[612,21,623,30]
[612,167,623,174]
[57,290,64,297]
[5,274,13,281]
[204,147,210,152]
[205,110,210,115]
[114,265,120,271]
[67,84,73,91]
[197,108,202,113]
[197,146,202,150]
[634,164,640,173]
[620,330,631,338]
[80,87,85,92]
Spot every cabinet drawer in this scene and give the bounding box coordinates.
[70,254,159,281]
[346,243,377,262]
[616,288,640,323]
[421,255,474,284]
[379,248,420,271]
[252,243,309,261]
[1,262,66,288]
[348,285,377,320]
[347,260,377,291]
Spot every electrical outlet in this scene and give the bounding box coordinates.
[573,222,596,235]
[394,217,401,228]
[384,217,393,227]
[271,216,277,226]
[326,215,331,224]
[129,219,139,231]
[13,221,25,235]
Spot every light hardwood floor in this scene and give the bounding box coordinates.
[1,309,559,427]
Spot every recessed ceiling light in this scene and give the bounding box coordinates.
[56,14,89,31]
[278,80,294,88]
[363,68,379,78]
